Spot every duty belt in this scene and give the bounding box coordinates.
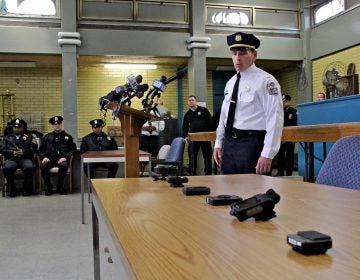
[230,129,266,139]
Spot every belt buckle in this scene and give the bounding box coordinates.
[231,130,237,139]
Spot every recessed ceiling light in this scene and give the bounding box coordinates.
[104,64,157,70]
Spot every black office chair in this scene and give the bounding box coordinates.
[316,135,360,190]
[149,137,186,178]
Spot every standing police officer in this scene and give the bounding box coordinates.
[0,118,38,197]
[183,95,213,175]
[80,119,119,178]
[213,32,284,174]
[276,94,297,176]
[38,116,77,195]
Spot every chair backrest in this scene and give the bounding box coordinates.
[157,145,171,160]
[165,137,185,162]
[316,135,360,190]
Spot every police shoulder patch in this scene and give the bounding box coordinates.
[266,80,279,95]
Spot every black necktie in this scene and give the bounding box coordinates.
[225,73,241,137]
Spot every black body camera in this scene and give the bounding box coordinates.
[287,230,332,255]
[230,189,280,221]
[167,176,188,187]
[206,195,243,206]
[182,186,211,196]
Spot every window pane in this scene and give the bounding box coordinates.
[315,0,345,24]
[6,0,56,16]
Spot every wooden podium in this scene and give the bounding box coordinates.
[106,102,156,177]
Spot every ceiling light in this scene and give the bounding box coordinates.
[104,64,157,70]
[0,62,37,68]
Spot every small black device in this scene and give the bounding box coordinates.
[167,176,188,187]
[287,230,332,255]
[206,195,243,206]
[182,186,211,196]
[230,189,280,221]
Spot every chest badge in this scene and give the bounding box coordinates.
[245,85,251,92]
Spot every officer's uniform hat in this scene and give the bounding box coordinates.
[227,32,260,50]
[89,119,104,128]
[12,118,27,127]
[282,94,291,102]
[49,116,63,125]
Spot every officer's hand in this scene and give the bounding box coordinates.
[213,147,222,166]
[255,156,272,174]
[58,157,66,164]
[42,157,50,163]
[13,148,23,157]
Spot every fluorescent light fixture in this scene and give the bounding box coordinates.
[0,62,37,68]
[104,63,157,70]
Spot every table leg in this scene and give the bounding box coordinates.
[81,158,85,224]
[87,163,91,203]
[92,203,100,280]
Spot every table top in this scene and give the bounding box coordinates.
[81,150,149,158]
[187,122,360,143]
[92,174,360,280]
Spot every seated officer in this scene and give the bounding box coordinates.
[38,116,77,195]
[0,118,38,197]
[80,119,119,178]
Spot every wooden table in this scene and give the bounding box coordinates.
[188,122,360,182]
[91,174,360,279]
[80,150,150,224]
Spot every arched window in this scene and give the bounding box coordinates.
[314,0,345,25]
[4,0,56,16]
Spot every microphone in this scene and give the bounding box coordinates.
[126,74,143,91]
[98,74,144,110]
[120,83,149,106]
[164,69,186,85]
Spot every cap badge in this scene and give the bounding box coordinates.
[235,35,242,42]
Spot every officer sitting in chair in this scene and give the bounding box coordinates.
[38,116,77,195]
[80,119,119,178]
[0,118,38,197]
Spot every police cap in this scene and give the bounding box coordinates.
[89,119,104,128]
[12,118,27,127]
[49,115,63,125]
[282,94,291,102]
[227,32,260,50]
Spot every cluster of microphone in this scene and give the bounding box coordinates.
[98,68,186,115]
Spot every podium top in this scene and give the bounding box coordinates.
[105,102,161,121]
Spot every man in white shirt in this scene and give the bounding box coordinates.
[213,32,284,174]
[140,117,165,158]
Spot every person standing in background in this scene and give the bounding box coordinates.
[140,115,165,158]
[183,95,213,175]
[275,94,297,176]
[213,31,283,175]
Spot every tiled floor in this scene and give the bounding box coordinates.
[0,192,93,280]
